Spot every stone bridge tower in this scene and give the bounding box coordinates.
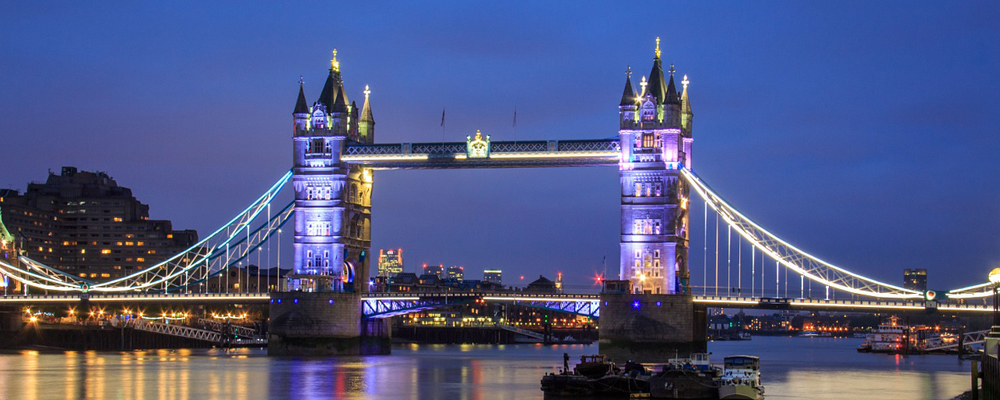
[618,38,694,295]
[289,50,374,293]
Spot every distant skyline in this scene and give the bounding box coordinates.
[1,2,998,292]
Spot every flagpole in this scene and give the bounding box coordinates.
[513,106,517,143]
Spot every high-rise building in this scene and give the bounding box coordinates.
[377,248,403,277]
[483,269,502,284]
[446,266,464,281]
[422,263,444,279]
[904,269,927,292]
[618,38,693,295]
[0,167,197,282]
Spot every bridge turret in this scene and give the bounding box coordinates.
[619,67,637,129]
[359,85,375,144]
[681,74,693,168]
[293,78,311,134]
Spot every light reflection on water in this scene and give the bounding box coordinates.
[0,337,971,399]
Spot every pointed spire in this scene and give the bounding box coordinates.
[318,49,343,112]
[330,49,340,73]
[665,64,679,104]
[681,74,691,113]
[332,82,348,113]
[294,77,310,114]
[620,66,636,106]
[361,84,374,123]
[646,56,667,103]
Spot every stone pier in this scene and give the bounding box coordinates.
[598,292,707,362]
[267,292,390,356]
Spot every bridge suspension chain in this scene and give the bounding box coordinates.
[0,171,293,293]
[681,168,922,300]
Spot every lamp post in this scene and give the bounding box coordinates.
[989,268,1000,327]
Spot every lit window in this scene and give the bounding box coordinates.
[101,249,111,254]
[113,217,122,222]
[166,234,173,239]
[80,249,86,254]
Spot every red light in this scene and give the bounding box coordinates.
[520,275,524,280]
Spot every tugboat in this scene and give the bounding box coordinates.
[649,353,721,399]
[540,353,615,396]
[718,356,764,400]
[591,360,652,396]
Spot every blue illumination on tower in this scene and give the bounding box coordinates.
[288,50,375,293]
[618,39,693,295]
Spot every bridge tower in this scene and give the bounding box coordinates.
[618,37,693,295]
[288,50,374,293]
[271,51,388,356]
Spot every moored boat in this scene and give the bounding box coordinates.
[718,356,764,400]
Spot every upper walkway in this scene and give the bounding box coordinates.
[342,139,620,169]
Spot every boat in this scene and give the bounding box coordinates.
[649,353,721,399]
[575,354,616,379]
[856,316,908,353]
[592,360,652,396]
[718,356,764,400]
[540,354,616,396]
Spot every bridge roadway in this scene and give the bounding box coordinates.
[0,292,990,314]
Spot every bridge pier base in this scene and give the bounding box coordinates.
[267,292,391,356]
[598,294,707,363]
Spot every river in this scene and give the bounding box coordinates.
[0,336,972,399]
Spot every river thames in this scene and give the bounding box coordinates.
[0,336,970,399]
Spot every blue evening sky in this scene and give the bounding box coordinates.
[1,1,998,292]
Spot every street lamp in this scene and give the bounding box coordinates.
[989,268,1000,327]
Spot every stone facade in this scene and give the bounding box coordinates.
[288,52,375,293]
[598,293,707,362]
[268,292,390,356]
[618,43,694,295]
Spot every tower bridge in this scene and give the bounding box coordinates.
[1,41,995,359]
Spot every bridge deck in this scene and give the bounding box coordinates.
[342,139,620,169]
[1,292,989,313]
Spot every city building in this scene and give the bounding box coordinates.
[377,248,403,277]
[483,269,502,285]
[526,275,557,293]
[422,263,445,279]
[446,265,464,281]
[904,269,927,292]
[0,167,198,282]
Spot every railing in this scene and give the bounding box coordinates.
[130,318,222,342]
[497,324,545,340]
[195,318,259,338]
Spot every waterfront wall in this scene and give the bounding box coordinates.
[267,292,391,356]
[598,293,707,362]
[0,325,216,351]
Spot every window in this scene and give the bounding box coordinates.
[642,133,654,148]
[654,250,660,258]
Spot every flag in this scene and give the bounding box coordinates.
[441,108,446,127]
[513,107,517,128]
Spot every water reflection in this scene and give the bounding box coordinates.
[0,338,973,399]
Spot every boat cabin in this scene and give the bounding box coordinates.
[723,356,760,371]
